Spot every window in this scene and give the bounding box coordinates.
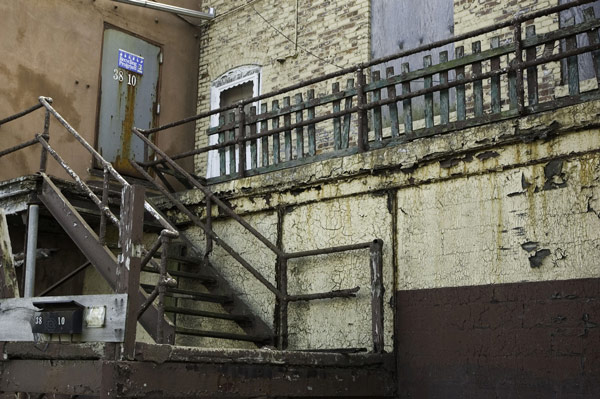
[207,65,261,178]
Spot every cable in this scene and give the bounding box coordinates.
[212,0,264,21]
[250,5,346,70]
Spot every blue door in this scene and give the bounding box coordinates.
[97,29,160,175]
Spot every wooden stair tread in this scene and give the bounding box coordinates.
[141,267,217,284]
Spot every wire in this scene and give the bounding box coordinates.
[250,5,346,70]
[212,0,264,21]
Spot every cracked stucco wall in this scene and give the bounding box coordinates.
[166,99,600,351]
[283,194,394,350]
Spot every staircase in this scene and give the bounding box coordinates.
[37,172,274,348]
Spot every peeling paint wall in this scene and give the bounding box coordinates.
[170,99,600,358]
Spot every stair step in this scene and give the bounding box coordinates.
[154,253,203,265]
[164,306,252,324]
[141,284,232,303]
[141,267,217,285]
[175,327,270,344]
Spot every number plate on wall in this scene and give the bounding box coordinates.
[31,301,84,334]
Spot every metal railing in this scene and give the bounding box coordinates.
[131,132,386,351]
[0,97,179,346]
[138,0,600,183]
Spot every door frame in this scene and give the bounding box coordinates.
[93,23,163,176]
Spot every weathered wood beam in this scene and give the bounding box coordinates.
[0,210,19,298]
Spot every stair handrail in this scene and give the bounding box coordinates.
[132,127,385,351]
[37,97,178,239]
[1,97,180,344]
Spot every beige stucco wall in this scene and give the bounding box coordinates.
[193,0,371,175]
[162,98,600,350]
[0,0,202,182]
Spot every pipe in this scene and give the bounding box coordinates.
[111,0,215,20]
[24,204,40,298]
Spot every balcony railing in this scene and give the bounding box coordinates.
[138,0,600,184]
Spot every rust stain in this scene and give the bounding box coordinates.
[115,78,138,174]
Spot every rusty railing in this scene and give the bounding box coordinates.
[139,0,600,183]
[0,97,179,348]
[131,134,386,351]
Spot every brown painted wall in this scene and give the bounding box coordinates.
[396,278,600,398]
[0,0,201,182]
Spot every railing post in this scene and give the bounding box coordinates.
[237,104,246,178]
[157,234,170,344]
[513,20,525,114]
[369,239,384,353]
[356,67,369,152]
[39,109,50,173]
[277,255,289,350]
[118,184,145,359]
[204,195,213,263]
[99,166,110,245]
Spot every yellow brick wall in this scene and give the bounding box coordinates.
[194,0,371,175]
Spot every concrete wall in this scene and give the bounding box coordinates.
[193,0,371,175]
[0,0,201,182]
[168,98,600,390]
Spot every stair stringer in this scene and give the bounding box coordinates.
[37,174,175,343]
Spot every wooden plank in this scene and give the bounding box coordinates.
[526,25,539,106]
[307,89,316,156]
[0,210,19,298]
[227,112,236,174]
[237,105,247,177]
[218,115,226,176]
[472,41,484,117]
[423,55,434,128]
[0,294,128,342]
[439,51,449,125]
[370,240,384,353]
[508,51,518,110]
[283,96,292,161]
[342,78,354,147]
[260,103,269,167]
[332,82,342,149]
[385,67,399,137]
[490,36,502,114]
[371,70,383,141]
[455,46,466,120]
[564,16,580,96]
[271,100,281,164]
[294,94,304,158]
[583,7,600,86]
[249,106,258,169]
[401,62,413,132]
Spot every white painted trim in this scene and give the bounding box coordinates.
[207,65,261,178]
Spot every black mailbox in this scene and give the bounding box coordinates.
[31,300,84,334]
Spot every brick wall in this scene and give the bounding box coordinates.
[194,0,371,175]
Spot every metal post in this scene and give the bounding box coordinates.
[39,109,50,173]
[24,204,40,298]
[356,68,369,152]
[513,21,525,115]
[237,104,247,178]
[157,234,169,344]
[118,184,145,359]
[204,195,213,263]
[369,239,384,353]
[278,256,289,350]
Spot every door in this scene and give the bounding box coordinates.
[97,28,160,175]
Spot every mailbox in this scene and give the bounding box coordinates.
[31,300,84,334]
